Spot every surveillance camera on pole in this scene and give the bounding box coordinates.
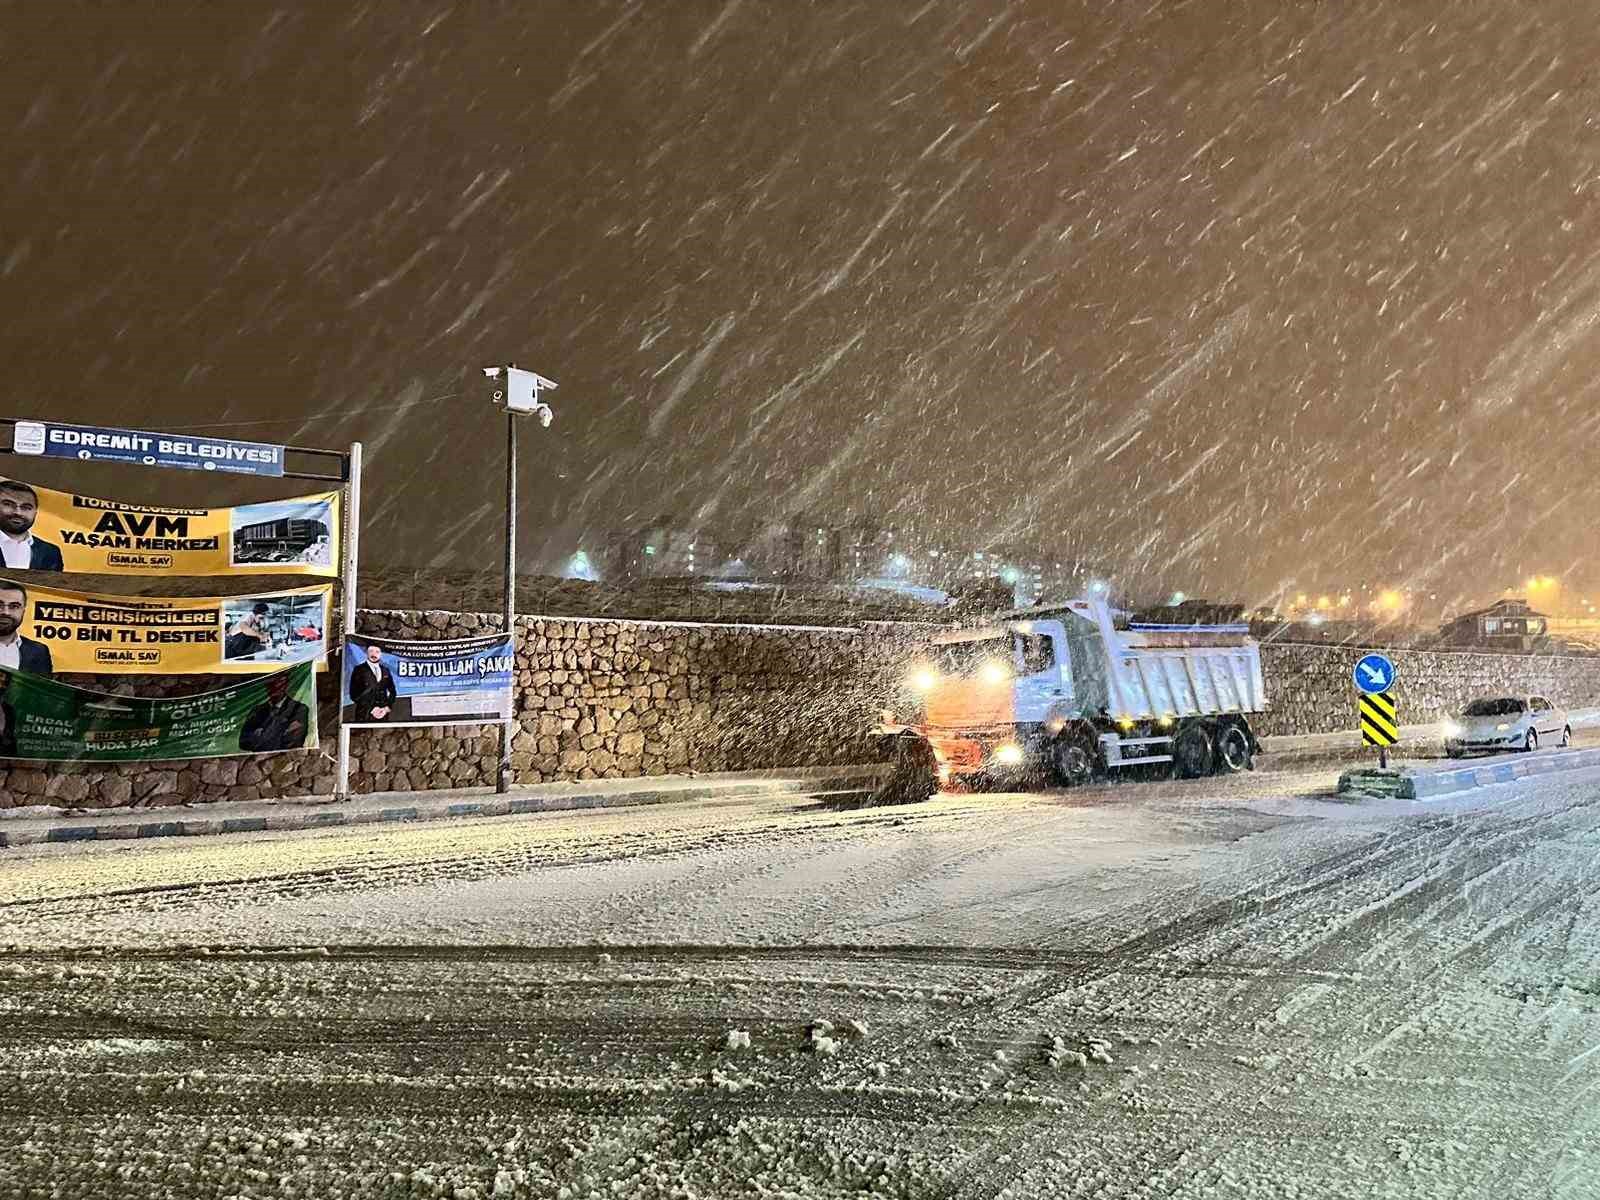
[485,362,560,793]
[488,365,557,428]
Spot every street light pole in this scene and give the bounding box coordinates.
[500,406,517,794]
[484,364,558,796]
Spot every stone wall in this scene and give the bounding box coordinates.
[1255,643,1600,736]
[0,611,928,809]
[340,611,926,795]
[10,622,1600,811]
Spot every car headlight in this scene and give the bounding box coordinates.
[1496,722,1510,732]
[979,661,1010,686]
[992,743,1025,766]
[907,667,937,692]
[1442,720,1463,738]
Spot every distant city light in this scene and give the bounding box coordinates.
[564,550,599,582]
[1375,589,1406,614]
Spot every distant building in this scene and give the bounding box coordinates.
[1439,598,1550,651]
[791,515,842,581]
[608,521,715,580]
[604,514,1056,606]
[730,519,802,579]
[840,520,896,580]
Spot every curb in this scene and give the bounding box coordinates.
[1338,747,1600,801]
[0,767,891,850]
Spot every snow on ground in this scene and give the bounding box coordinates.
[4,762,1600,1197]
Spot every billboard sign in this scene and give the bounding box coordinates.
[342,632,515,727]
[0,577,330,675]
[0,661,316,762]
[0,476,338,576]
[13,420,285,477]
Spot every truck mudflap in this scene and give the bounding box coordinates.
[871,731,939,804]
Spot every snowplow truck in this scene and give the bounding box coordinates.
[877,595,1266,793]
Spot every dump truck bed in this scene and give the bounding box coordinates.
[1019,599,1267,720]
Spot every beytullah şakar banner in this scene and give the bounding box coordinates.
[0,475,339,576]
[342,633,515,727]
[0,576,330,675]
[0,660,316,762]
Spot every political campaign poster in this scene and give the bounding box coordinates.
[342,632,514,727]
[0,661,316,762]
[0,476,339,576]
[0,576,330,675]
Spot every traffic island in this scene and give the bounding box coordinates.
[1334,768,1413,799]
[1338,748,1600,800]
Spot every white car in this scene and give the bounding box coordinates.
[1442,695,1570,757]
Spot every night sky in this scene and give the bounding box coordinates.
[4,2,1598,611]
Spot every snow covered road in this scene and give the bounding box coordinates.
[5,763,1600,1197]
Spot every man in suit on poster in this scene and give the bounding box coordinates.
[238,670,310,753]
[0,481,64,572]
[0,580,53,676]
[347,641,397,723]
[0,671,18,758]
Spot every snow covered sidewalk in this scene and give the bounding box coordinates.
[0,763,890,850]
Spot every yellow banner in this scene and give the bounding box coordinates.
[0,577,331,675]
[0,476,340,576]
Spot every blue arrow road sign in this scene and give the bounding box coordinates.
[1353,653,1396,694]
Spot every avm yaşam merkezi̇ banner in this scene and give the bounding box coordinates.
[0,475,338,576]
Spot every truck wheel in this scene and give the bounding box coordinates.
[1173,723,1215,778]
[1050,737,1095,787]
[1216,725,1252,773]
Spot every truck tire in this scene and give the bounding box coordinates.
[1050,735,1095,787]
[1215,724,1252,773]
[1173,722,1215,778]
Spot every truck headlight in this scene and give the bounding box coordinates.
[992,743,1025,766]
[979,661,1009,686]
[1442,719,1463,738]
[1496,722,1510,732]
[907,667,938,692]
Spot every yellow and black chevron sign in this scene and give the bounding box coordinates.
[1359,690,1399,746]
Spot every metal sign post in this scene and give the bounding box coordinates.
[1353,653,1399,767]
[502,409,517,793]
[334,441,363,799]
[484,366,557,795]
